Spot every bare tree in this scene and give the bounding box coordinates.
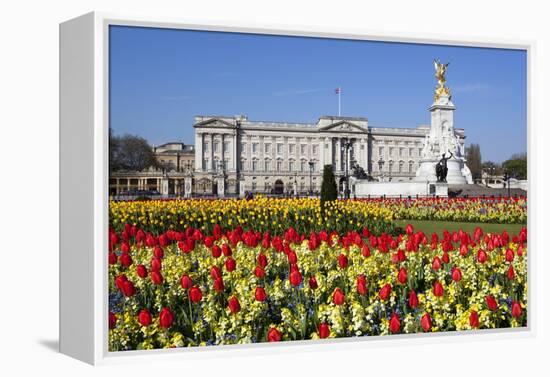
[110,130,157,172]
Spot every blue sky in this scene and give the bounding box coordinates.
[109,25,527,163]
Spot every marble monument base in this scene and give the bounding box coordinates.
[414,158,472,185]
[354,181,448,198]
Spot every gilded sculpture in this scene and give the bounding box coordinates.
[434,59,451,101]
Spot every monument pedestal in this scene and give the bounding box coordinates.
[160,177,169,196]
[216,176,225,198]
[184,176,193,199]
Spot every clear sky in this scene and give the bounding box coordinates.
[109,25,527,163]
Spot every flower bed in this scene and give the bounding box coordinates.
[109,197,395,236]
[367,196,527,224]
[108,223,527,351]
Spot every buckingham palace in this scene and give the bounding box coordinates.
[192,114,466,196]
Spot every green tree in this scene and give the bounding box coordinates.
[320,164,337,214]
[502,153,527,179]
[466,143,482,180]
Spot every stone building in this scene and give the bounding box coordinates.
[192,114,466,197]
[109,142,195,196]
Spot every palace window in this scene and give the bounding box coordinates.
[409,147,414,157]
[300,144,306,155]
[390,147,395,157]
[409,161,414,172]
[223,141,229,153]
[399,161,404,173]
[301,161,306,172]
[204,143,210,152]
[378,161,384,171]
[252,182,257,190]
[379,147,384,156]
[389,161,394,172]
[223,159,229,169]
[241,143,246,155]
[312,145,318,155]
[276,160,282,172]
[213,142,219,153]
[265,160,271,172]
[252,160,258,172]
[399,148,404,157]
[252,143,259,153]
[289,144,295,154]
[277,143,283,154]
[289,161,295,171]
[265,143,271,154]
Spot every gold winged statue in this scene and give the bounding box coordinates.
[434,59,451,101]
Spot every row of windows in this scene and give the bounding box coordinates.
[376,160,415,173]
[242,143,319,156]
[377,147,423,158]
[202,159,317,172]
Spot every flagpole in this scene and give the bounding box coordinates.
[338,88,341,116]
[338,88,342,116]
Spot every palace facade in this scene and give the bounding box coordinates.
[193,114,466,196]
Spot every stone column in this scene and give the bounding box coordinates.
[319,138,324,171]
[233,131,238,172]
[184,176,193,198]
[195,133,203,171]
[209,133,214,171]
[335,138,341,172]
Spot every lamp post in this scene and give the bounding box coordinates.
[504,171,511,197]
[341,139,353,199]
[294,172,298,197]
[308,161,314,196]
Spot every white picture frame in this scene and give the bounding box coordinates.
[59,11,534,365]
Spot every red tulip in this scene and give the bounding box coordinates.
[408,290,418,308]
[433,281,444,297]
[255,286,267,302]
[228,296,241,314]
[338,254,348,269]
[153,246,164,259]
[507,265,515,280]
[361,244,371,257]
[505,249,515,263]
[119,253,133,268]
[109,312,117,329]
[136,264,148,279]
[225,257,236,272]
[289,270,302,287]
[138,309,152,327]
[267,327,282,342]
[486,295,498,311]
[222,243,232,256]
[115,274,128,291]
[379,284,392,301]
[159,307,174,328]
[213,277,224,293]
[180,274,193,289]
[210,266,222,280]
[421,313,432,332]
[432,256,442,271]
[469,310,479,328]
[442,251,450,264]
[511,301,522,318]
[357,274,368,296]
[477,249,488,264]
[309,276,318,290]
[332,288,345,305]
[397,267,408,285]
[257,253,268,268]
[108,252,117,265]
[389,313,401,334]
[255,266,265,279]
[211,245,222,258]
[150,257,162,272]
[451,267,462,282]
[319,323,330,339]
[405,224,414,235]
[459,244,469,257]
[121,280,136,297]
[189,286,203,303]
[151,270,163,285]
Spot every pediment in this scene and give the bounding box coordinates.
[193,118,236,128]
[318,121,368,133]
